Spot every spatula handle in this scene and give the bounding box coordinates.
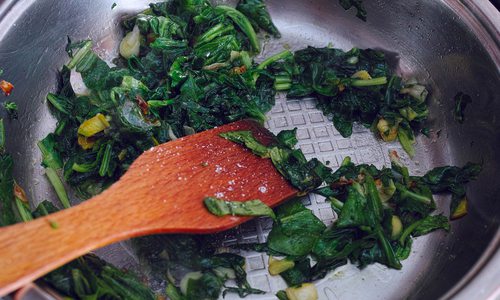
[0,188,147,296]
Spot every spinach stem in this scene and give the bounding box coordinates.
[398,219,423,245]
[330,197,344,211]
[254,50,293,85]
[0,119,4,150]
[274,83,291,91]
[67,41,92,69]
[99,144,112,177]
[15,197,33,222]
[376,227,402,269]
[45,168,71,209]
[257,50,293,70]
[351,76,387,87]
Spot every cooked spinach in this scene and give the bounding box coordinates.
[43,0,279,198]
[339,0,367,21]
[37,134,71,209]
[236,0,281,38]
[221,129,480,287]
[136,235,264,300]
[0,119,15,226]
[271,47,429,157]
[220,130,332,192]
[420,162,482,219]
[0,122,156,299]
[398,214,450,245]
[42,253,156,300]
[3,101,17,119]
[268,200,326,256]
[204,196,275,219]
[220,130,270,157]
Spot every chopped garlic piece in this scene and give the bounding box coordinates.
[119,25,141,59]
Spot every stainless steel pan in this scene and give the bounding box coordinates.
[0,0,498,299]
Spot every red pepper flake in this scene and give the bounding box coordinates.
[389,150,400,159]
[146,33,157,44]
[330,176,353,189]
[0,80,14,96]
[13,183,28,203]
[231,65,247,75]
[135,95,149,115]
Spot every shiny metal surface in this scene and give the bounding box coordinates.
[0,0,498,299]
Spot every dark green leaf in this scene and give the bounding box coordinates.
[339,0,367,21]
[222,286,265,298]
[276,128,298,149]
[150,38,189,59]
[312,228,361,260]
[236,0,281,37]
[395,237,413,260]
[269,148,327,192]
[397,122,416,158]
[185,272,223,300]
[280,209,326,236]
[267,202,325,256]
[276,290,289,300]
[204,197,275,219]
[219,130,270,157]
[215,5,260,52]
[0,153,15,226]
[47,93,73,115]
[394,182,435,216]
[412,214,450,237]
[422,163,482,193]
[0,119,4,151]
[421,162,481,218]
[399,215,450,245]
[43,254,155,300]
[280,258,311,286]
[3,101,18,119]
[37,134,64,169]
[166,283,186,300]
[336,183,371,228]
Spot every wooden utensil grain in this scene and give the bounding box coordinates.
[0,119,298,296]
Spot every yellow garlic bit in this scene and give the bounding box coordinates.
[391,215,403,240]
[285,283,318,300]
[119,25,141,59]
[351,70,372,80]
[77,135,95,150]
[268,256,295,276]
[78,113,110,137]
[451,197,468,220]
[376,118,398,142]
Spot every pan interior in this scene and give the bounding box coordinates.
[0,0,498,299]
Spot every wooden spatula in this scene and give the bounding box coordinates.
[0,119,299,296]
